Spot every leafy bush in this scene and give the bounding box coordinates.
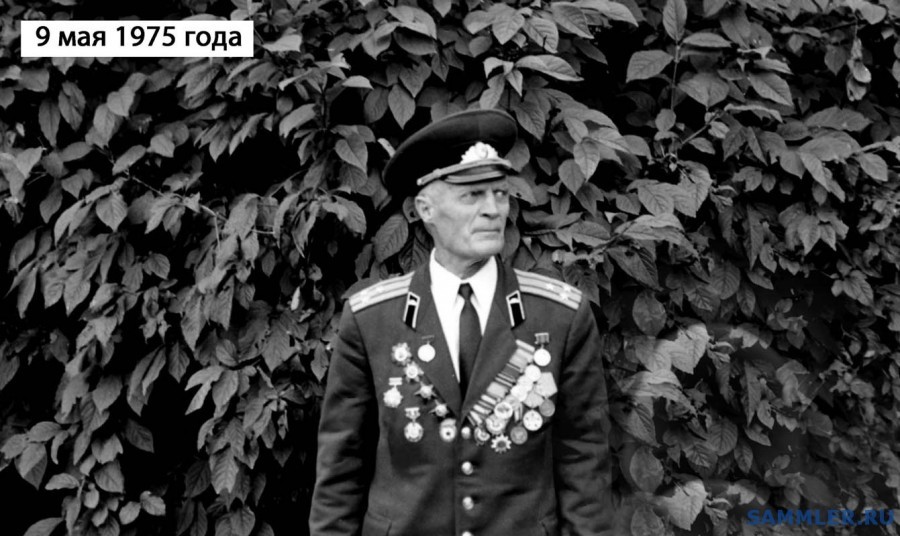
[1,0,899,535]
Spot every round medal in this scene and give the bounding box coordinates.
[525,365,542,382]
[493,401,514,420]
[474,427,491,444]
[533,348,551,367]
[539,399,556,417]
[417,343,436,362]
[485,414,507,435]
[404,421,424,442]
[510,426,528,445]
[383,387,402,408]
[510,384,529,401]
[524,392,544,408]
[439,419,457,442]
[523,410,543,431]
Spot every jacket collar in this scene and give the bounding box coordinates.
[405,258,525,417]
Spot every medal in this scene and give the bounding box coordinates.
[432,402,449,418]
[485,414,507,435]
[535,372,558,397]
[416,383,435,399]
[439,419,457,442]
[392,342,412,364]
[404,362,422,381]
[539,398,556,417]
[493,401,514,420]
[383,377,404,408]
[417,342,436,362]
[533,348,551,367]
[404,421,424,442]
[523,409,543,431]
[404,407,423,442]
[524,392,544,408]
[525,365,542,382]
[510,384,529,402]
[474,427,491,445]
[491,434,512,453]
[510,426,528,445]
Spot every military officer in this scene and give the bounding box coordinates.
[309,109,613,536]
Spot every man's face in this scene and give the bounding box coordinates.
[417,178,510,266]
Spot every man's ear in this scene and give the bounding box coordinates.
[414,193,433,223]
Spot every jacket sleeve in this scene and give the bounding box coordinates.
[553,297,614,536]
[309,306,378,536]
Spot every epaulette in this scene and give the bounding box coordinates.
[348,273,414,313]
[515,269,582,310]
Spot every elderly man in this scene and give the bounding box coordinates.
[310,110,612,536]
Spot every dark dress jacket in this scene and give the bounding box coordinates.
[309,260,613,536]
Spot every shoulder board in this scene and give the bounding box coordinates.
[515,269,582,310]
[348,273,413,313]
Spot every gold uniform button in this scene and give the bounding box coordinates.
[462,496,474,510]
[461,532,474,536]
[461,426,472,439]
[461,461,474,475]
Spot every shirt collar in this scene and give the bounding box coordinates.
[429,250,497,307]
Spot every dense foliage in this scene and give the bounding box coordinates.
[2,0,900,534]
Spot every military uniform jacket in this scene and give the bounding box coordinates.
[310,261,613,536]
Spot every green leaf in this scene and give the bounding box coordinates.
[515,55,582,82]
[93,376,123,413]
[636,181,677,215]
[96,193,129,231]
[107,87,135,117]
[632,291,666,336]
[576,0,638,26]
[95,461,125,493]
[707,418,738,455]
[280,104,317,137]
[612,397,657,444]
[709,260,740,299]
[212,448,239,494]
[92,104,121,147]
[335,134,367,171]
[39,100,61,146]
[124,419,154,453]
[608,246,660,289]
[342,76,372,89]
[663,0,687,41]
[558,159,586,193]
[799,135,854,162]
[657,479,707,530]
[46,473,79,490]
[857,153,887,181]
[522,16,559,53]
[463,10,497,34]
[804,106,870,131]
[374,213,409,262]
[119,502,141,525]
[140,491,166,516]
[262,34,302,53]
[23,518,62,536]
[630,446,663,492]
[682,31,731,48]
[550,3,592,38]
[492,11,525,44]
[388,6,437,38]
[144,253,171,279]
[626,50,673,82]
[388,85,415,128]
[748,72,793,106]
[572,138,603,179]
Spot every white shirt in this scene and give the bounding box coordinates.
[429,250,497,379]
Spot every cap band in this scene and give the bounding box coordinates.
[416,158,514,188]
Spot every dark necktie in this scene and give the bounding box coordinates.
[458,283,481,397]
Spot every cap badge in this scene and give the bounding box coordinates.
[460,142,499,164]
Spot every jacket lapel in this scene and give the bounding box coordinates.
[461,263,520,418]
[407,265,462,415]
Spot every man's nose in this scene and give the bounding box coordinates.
[480,192,500,217]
